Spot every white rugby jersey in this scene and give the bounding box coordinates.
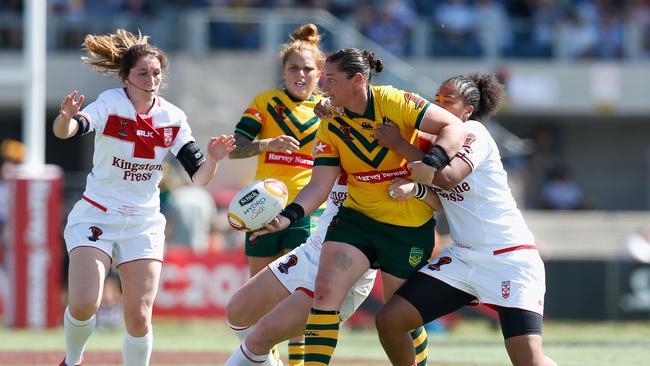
[305,171,349,252]
[76,88,195,216]
[432,120,535,249]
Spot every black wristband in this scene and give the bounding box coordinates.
[279,203,305,225]
[421,144,450,170]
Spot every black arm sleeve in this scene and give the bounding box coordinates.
[176,141,206,179]
[421,144,451,170]
[71,115,91,138]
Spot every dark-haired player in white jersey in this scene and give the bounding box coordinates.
[53,29,235,366]
[374,73,557,366]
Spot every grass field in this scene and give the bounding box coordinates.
[1,318,649,365]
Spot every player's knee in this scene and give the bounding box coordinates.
[123,308,151,337]
[375,306,400,335]
[68,301,99,321]
[226,290,252,325]
[313,277,336,302]
[246,324,274,351]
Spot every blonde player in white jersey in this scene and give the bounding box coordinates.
[52,29,235,366]
[374,73,557,366]
[224,172,377,366]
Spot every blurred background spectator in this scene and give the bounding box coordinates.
[540,165,585,210]
[161,161,224,254]
[625,225,650,263]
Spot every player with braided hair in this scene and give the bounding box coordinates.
[53,29,235,366]
[250,47,466,366]
[374,72,557,366]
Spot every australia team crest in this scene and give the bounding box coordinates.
[408,247,424,267]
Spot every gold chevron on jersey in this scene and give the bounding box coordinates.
[234,89,321,145]
[235,89,323,202]
[313,85,435,226]
[328,118,389,169]
[266,96,319,146]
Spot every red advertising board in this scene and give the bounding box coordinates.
[4,165,63,328]
[155,247,250,317]
[155,247,380,328]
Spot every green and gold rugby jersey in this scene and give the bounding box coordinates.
[314,85,434,227]
[235,89,323,201]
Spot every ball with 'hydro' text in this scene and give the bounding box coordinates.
[227,178,289,231]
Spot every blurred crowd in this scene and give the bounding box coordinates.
[2,0,650,59]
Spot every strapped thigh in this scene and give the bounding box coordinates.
[496,305,543,339]
[395,272,476,324]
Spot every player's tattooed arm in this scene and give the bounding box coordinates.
[228,133,265,159]
[229,133,299,159]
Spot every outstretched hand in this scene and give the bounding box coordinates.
[206,134,236,161]
[59,91,85,120]
[249,215,291,241]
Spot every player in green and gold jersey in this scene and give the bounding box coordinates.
[250,48,467,366]
[228,23,325,366]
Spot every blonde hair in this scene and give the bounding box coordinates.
[81,29,168,82]
[279,23,325,69]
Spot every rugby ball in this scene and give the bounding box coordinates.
[227,178,289,231]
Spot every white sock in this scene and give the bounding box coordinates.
[228,321,256,343]
[122,330,153,366]
[225,342,273,366]
[64,306,96,366]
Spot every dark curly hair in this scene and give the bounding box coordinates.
[442,72,505,121]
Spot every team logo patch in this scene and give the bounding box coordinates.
[274,104,286,122]
[404,92,426,110]
[163,128,173,147]
[118,119,129,137]
[427,256,452,271]
[87,226,103,242]
[408,247,424,267]
[361,122,373,130]
[340,124,354,142]
[501,280,511,299]
[277,254,298,274]
[462,132,477,154]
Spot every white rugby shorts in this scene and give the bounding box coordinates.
[64,198,166,265]
[269,242,376,321]
[419,244,546,315]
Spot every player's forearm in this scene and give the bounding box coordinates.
[192,156,218,186]
[52,114,79,139]
[228,134,267,159]
[421,186,442,211]
[431,123,466,160]
[395,139,425,162]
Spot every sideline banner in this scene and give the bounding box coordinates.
[155,246,380,326]
[155,247,249,317]
[4,165,63,328]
